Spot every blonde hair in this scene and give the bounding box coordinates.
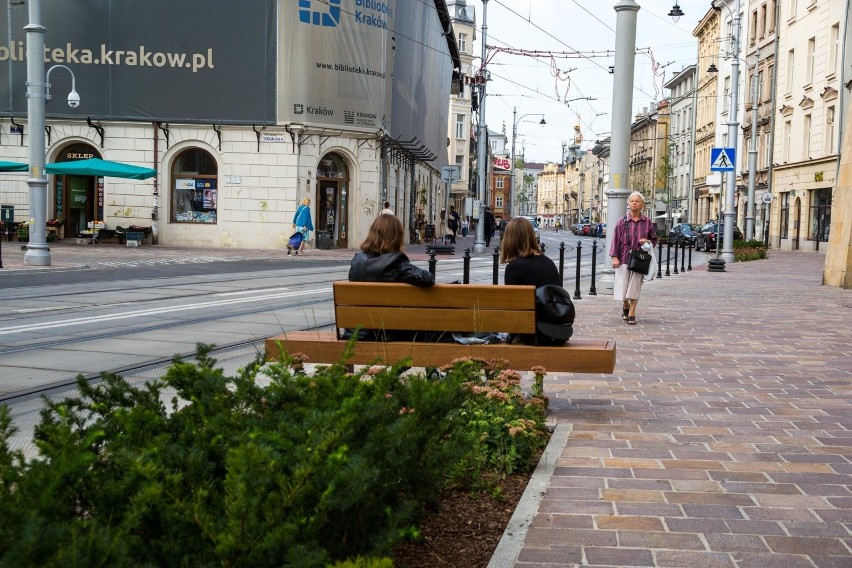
[499,217,541,264]
[360,214,404,255]
[301,197,311,206]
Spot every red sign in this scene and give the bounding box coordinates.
[493,156,510,171]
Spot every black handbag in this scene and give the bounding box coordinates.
[627,249,652,274]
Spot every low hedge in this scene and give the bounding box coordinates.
[733,239,768,262]
[0,345,548,567]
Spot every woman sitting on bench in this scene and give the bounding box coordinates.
[347,214,434,341]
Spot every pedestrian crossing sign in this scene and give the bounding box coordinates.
[710,147,736,171]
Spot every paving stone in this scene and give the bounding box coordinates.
[704,532,771,553]
[583,546,655,567]
[764,536,851,556]
[594,515,665,531]
[616,530,705,550]
[653,550,736,568]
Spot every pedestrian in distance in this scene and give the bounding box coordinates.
[484,207,495,248]
[447,205,460,244]
[609,191,658,325]
[461,215,469,238]
[380,200,394,216]
[290,197,314,255]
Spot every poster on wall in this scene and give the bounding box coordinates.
[174,178,217,223]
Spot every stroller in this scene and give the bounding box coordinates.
[286,230,305,255]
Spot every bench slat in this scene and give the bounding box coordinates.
[334,282,535,309]
[335,306,536,334]
[266,331,616,374]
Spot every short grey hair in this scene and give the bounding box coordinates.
[628,191,646,204]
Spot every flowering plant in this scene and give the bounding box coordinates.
[46,218,62,227]
[128,225,152,235]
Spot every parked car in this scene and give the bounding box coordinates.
[668,223,702,247]
[519,216,541,244]
[695,221,744,251]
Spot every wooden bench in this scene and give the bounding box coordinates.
[265,282,616,374]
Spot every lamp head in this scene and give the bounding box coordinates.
[668,3,684,23]
[707,63,719,73]
[539,117,546,126]
[67,89,80,108]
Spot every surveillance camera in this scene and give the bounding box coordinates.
[67,90,80,108]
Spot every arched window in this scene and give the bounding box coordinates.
[171,148,218,224]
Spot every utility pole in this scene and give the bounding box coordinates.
[745,49,760,240]
[473,0,489,253]
[510,107,516,220]
[605,0,640,258]
[720,0,742,263]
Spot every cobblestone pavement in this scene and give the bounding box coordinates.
[514,250,852,567]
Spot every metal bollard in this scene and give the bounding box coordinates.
[673,239,679,275]
[574,240,582,300]
[680,240,686,273]
[428,249,437,278]
[463,248,471,284]
[558,241,565,286]
[665,239,671,276]
[657,240,664,279]
[589,240,598,295]
[687,243,692,271]
[492,245,500,285]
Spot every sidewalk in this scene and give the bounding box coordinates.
[494,250,852,567]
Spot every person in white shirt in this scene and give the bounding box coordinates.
[380,201,394,216]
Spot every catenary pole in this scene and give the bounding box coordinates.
[473,0,489,253]
[604,0,640,258]
[720,0,742,263]
[745,48,760,240]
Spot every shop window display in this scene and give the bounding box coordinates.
[171,148,218,224]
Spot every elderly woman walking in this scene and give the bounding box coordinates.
[609,191,657,325]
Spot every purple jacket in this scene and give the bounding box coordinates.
[609,215,658,264]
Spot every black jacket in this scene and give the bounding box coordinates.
[348,251,434,287]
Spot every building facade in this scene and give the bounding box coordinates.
[664,65,698,226]
[0,0,461,251]
[447,0,477,218]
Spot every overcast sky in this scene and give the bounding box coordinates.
[467,0,713,163]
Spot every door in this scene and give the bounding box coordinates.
[793,197,801,251]
[65,175,94,237]
[315,153,351,249]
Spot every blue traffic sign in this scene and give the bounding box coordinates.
[710,147,736,171]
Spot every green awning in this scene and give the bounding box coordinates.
[45,158,156,180]
[0,161,28,172]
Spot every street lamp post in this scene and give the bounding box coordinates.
[23,0,79,267]
[23,0,49,266]
[510,108,545,220]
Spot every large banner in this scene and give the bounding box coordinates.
[280,0,451,167]
[0,0,276,124]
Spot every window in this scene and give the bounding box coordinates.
[458,33,467,53]
[496,177,504,189]
[825,106,835,154]
[760,4,767,37]
[786,49,795,93]
[829,24,840,75]
[496,195,504,208]
[750,10,758,43]
[788,0,797,20]
[724,75,731,102]
[809,188,831,241]
[455,114,465,139]
[783,120,792,161]
[767,64,774,101]
[171,148,218,224]
[803,114,811,158]
[455,154,464,167]
[806,37,815,85]
[769,0,777,32]
[757,70,765,102]
[780,192,790,238]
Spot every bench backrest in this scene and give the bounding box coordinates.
[333,281,537,338]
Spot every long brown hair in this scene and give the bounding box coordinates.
[499,217,541,263]
[360,214,404,255]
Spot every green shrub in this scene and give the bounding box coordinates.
[0,345,548,567]
[732,239,768,262]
